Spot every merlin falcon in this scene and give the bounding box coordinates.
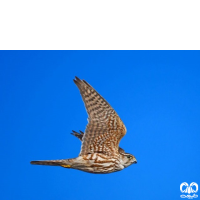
[31,77,137,174]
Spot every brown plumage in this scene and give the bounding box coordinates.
[71,130,126,155]
[31,77,137,174]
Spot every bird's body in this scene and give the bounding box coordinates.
[32,153,123,174]
[31,77,137,174]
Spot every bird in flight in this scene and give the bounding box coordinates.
[31,77,137,174]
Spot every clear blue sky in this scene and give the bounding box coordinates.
[1,51,200,200]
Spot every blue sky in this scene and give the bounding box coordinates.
[0,51,200,200]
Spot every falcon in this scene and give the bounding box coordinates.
[31,77,137,174]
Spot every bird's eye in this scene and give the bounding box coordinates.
[127,155,132,159]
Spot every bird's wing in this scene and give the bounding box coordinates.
[118,147,125,154]
[73,77,126,156]
[71,130,84,141]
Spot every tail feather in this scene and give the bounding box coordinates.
[30,159,68,167]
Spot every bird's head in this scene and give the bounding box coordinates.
[120,153,137,168]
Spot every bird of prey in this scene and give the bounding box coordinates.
[31,77,137,174]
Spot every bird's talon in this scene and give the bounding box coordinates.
[61,165,71,168]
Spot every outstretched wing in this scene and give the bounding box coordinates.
[71,130,126,155]
[73,77,126,156]
[71,130,84,141]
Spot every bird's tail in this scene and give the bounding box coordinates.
[30,159,72,168]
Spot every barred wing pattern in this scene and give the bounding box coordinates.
[74,77,127,156]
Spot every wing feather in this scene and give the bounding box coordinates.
[74,77,126,156]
